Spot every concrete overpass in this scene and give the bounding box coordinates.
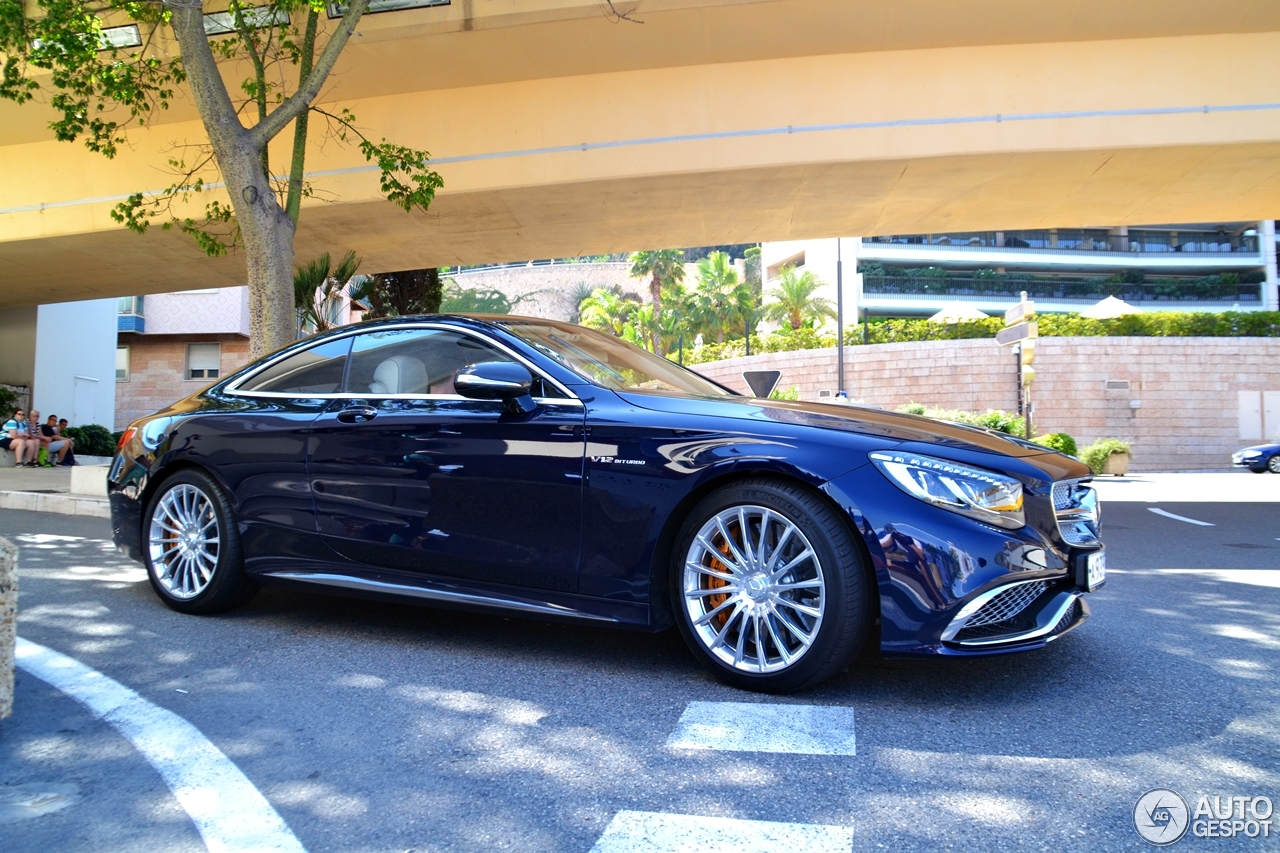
[3,0,1280,307]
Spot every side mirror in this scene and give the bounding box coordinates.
[454,362,537,413]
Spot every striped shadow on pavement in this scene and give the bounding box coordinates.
[666,701,857,755]
[589,811,854,853]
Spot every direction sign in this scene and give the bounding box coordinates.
[996,321,1038,346]
[742,369,782,398]
[1004,300,1035,325]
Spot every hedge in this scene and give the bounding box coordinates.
[678,311,1280,365]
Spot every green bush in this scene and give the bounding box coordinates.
[1079,438,1131,474]
[1033,432,1078,456]
[895,405,1026,437]
[63,424,117,457]
[770,385,800,401]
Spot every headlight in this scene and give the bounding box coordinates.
[869,451,1025,529]
[1242,450,1263,458]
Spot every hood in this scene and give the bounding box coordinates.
[615,392,1053,458]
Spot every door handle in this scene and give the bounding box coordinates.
[337,406,377,424]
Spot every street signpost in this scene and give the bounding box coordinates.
[996,293,1037,438]
[742,369,782,399]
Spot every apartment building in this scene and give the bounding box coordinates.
[763,222,1280,324]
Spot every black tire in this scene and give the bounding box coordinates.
[142,469,255,614]
[1269,455,1280,474]
[670,478,871,693]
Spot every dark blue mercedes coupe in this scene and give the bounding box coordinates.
[109,315,1104,692]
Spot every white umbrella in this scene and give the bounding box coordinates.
[928,302,990,324]
[1080,295,1141,319]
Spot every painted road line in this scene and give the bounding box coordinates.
[667,701,856,755]
[15,637,307,853]
[1148,508,1215,526]
[589,811,854,853]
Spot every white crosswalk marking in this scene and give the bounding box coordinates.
[588,811,854,853]
[667,700,856,755]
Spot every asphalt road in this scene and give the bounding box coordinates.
[1,502,1278,852]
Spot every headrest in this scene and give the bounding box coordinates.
[369,355,428,395]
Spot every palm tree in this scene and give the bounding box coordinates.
[578,287,638,337]
[629,249,686,351]
[764,265,836,331]
[294,251,361,335]
[692,251,756,342]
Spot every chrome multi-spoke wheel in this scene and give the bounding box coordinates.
[673,480,870,692]
[143,471,253,613]
[148,483,220,599]
[683,505,826,673]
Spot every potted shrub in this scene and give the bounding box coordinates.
[1080,439,1132,476]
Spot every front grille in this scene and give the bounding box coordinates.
[965,581,1046,629]
[1051,481,1074,511]
[1051,599,1080,634]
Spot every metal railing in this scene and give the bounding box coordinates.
[862,229,1260,255]
[860,275,1263,303]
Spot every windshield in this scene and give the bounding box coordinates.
[499,318,733,397]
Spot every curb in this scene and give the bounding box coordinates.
[0,490,110,518]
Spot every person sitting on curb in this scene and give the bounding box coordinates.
[55,418,77,466]
[29,410,56,467]
[1,408,39,467]
[37,413,71,466]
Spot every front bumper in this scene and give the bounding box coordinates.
[1231,452,1265,469]
[825,463,1101,658]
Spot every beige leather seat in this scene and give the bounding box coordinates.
[369,356,428,394]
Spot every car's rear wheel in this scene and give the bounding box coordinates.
[143,469,254,614]
[671,479,871,692]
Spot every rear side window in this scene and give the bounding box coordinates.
[237,337,352,394]
[346,329,512,396]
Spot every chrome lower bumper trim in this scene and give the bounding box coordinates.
[951,590,1081,647]
[262,571,619,622]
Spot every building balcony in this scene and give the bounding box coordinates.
[859,275,1264,316]
[859,231,1264,273]
[117,313,145,333]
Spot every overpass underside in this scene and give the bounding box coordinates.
[2,0,1279,307]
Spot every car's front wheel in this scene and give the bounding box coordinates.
[1269,455,1280,474]
[671,479,871,692]
[143,469,255,614]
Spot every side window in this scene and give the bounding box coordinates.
[346,329,513,396]
[238,337,351,394]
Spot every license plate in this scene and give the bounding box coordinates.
[1086,550,1106,591]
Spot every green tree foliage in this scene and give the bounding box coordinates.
[293,250,360,334]
[691,251,755,343]
[763,265,836,330]
[629,249,685,351]
[353,268,443,319]
[578,287,640,338]
[0,0,443,357]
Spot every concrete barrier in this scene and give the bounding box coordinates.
[70,465,108,496]
[0,536,15,719]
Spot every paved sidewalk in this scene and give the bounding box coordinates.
[0,465,109,517]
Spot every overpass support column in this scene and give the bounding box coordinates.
[1263,221,1279,313]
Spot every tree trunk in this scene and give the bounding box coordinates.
[169,1,305,360]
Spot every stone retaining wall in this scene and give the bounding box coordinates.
[450,263,637,321]
[690,337,1280,472]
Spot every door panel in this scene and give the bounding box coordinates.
[308,328,586,591]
